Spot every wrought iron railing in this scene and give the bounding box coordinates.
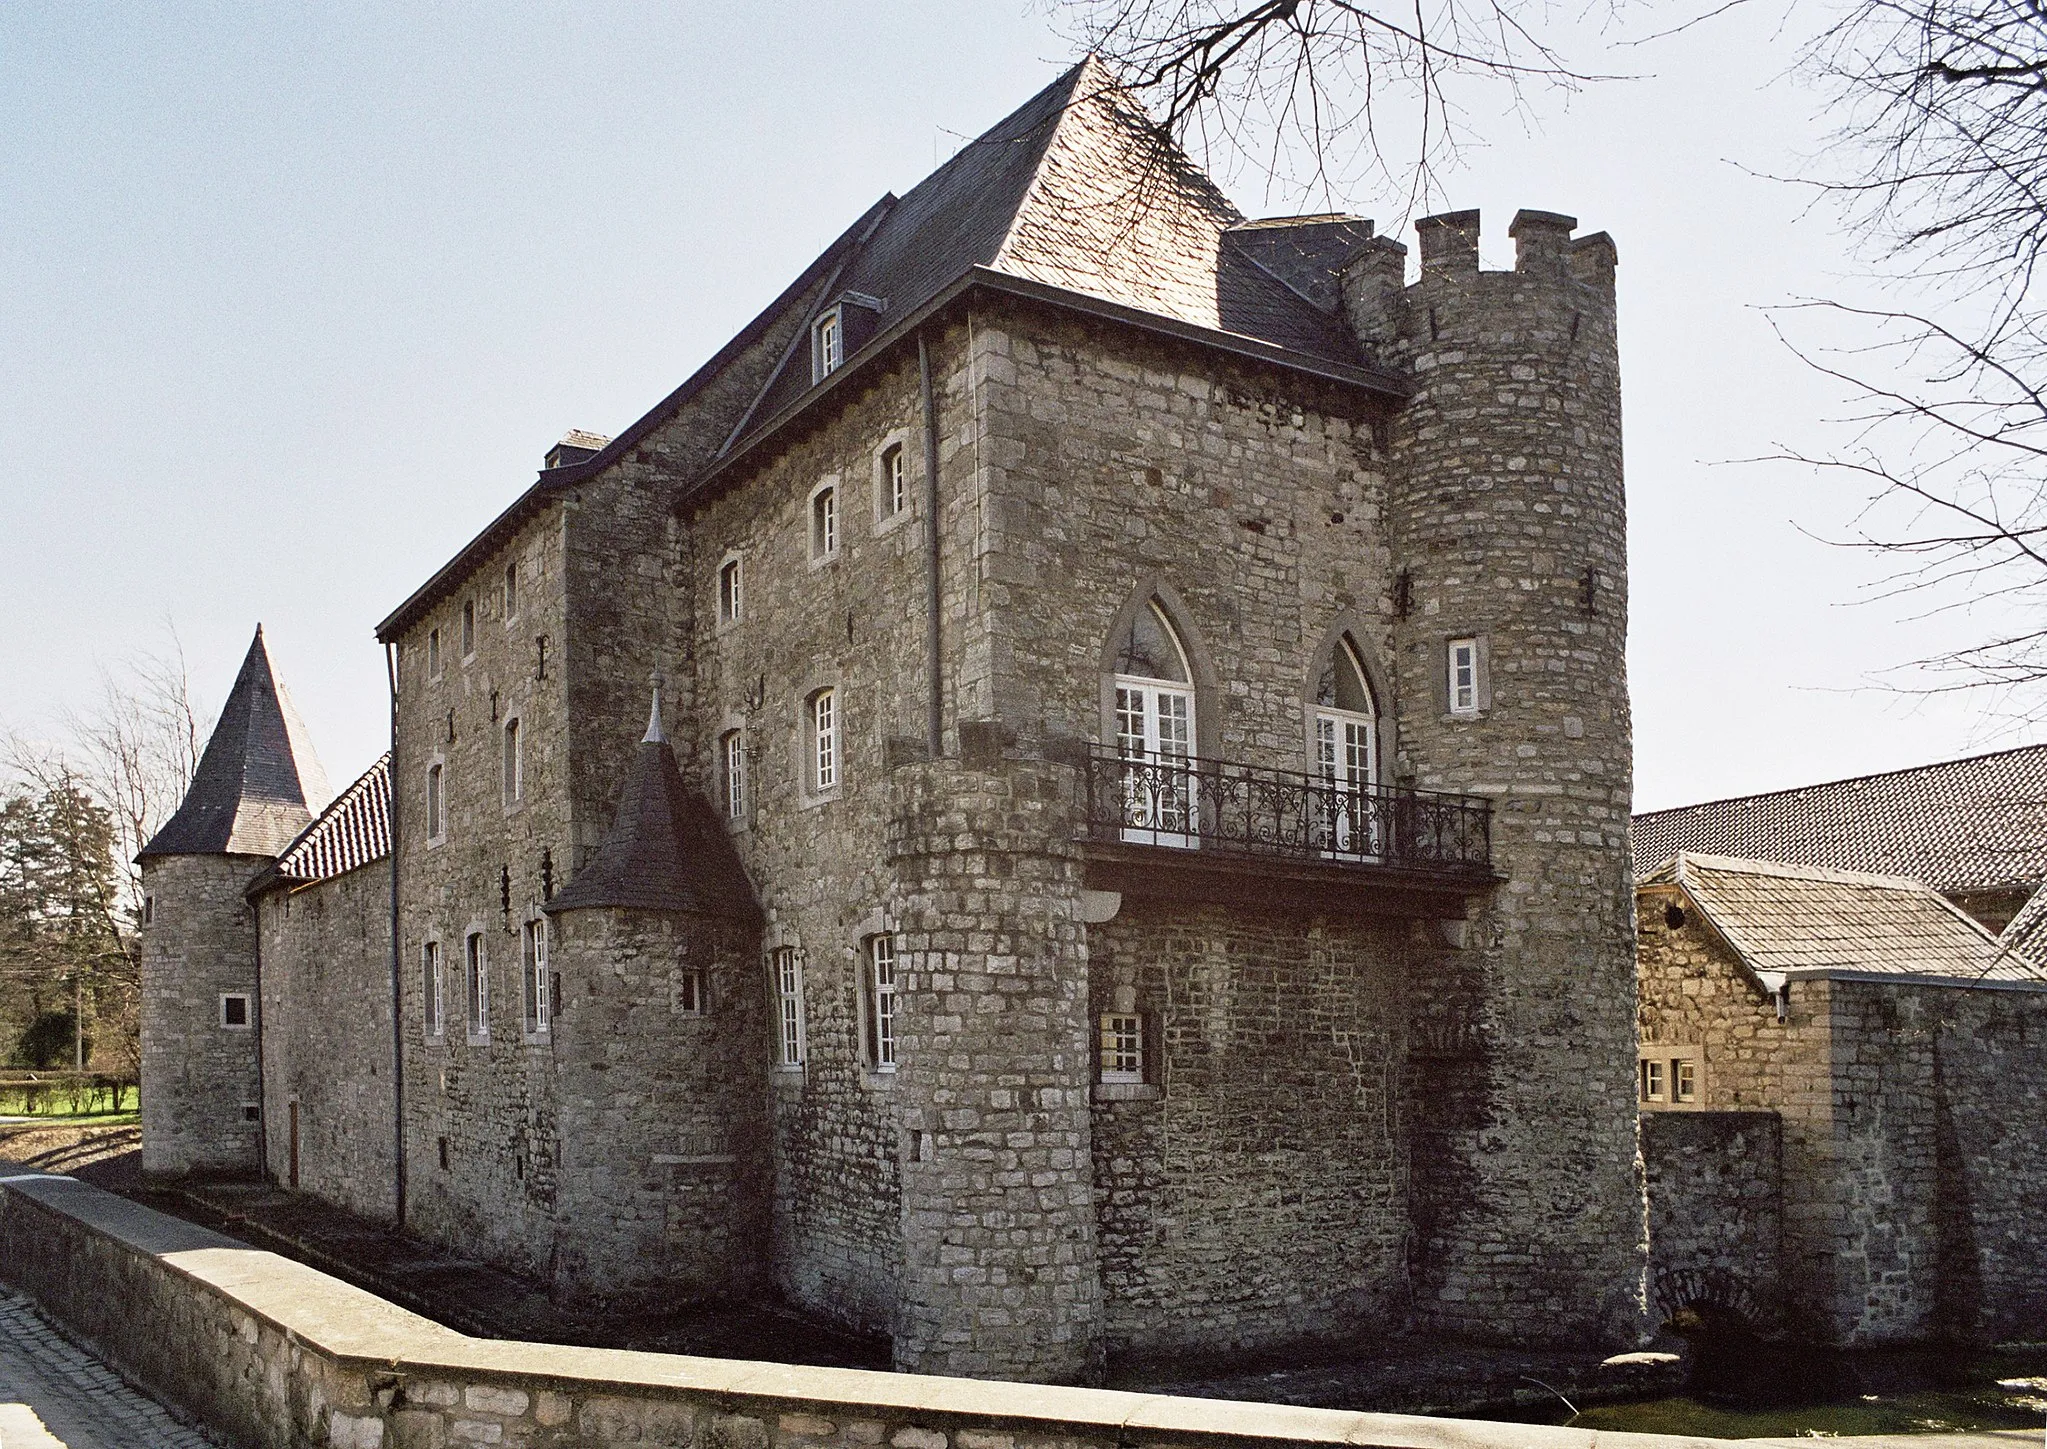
[1081,744,1493,874]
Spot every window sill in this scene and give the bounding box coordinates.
[873,509,912,538]
[808,551,840,572]
[466,1033,491,1048]
[1094,1082,1161,1102]
[863,1067,898,1090]
[425,834,447,851]
[798,788,842,812]
[772,1066,805,1091]
[520,1029,549,1046]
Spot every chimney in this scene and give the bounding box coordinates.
[545,429,613,470]
[1227,215,1378,314]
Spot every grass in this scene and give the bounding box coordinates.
[0,1082,139,1118]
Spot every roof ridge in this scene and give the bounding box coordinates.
[1675,851,1940,892]
[1636,742,2047,820]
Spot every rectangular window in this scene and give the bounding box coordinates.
[881,443,906,517]
[142,895,154,926]
[220,993,251,1029]
[1673,1058,1697,1103]
[866,935,898,1070]
[422,941,443,1037]
[461,598,476,658]
[427,627,442,679]
[503,561,519,620]
[1639,1057,1665,1103]
[1448,638,1479,715]
[522,919,549,1035]
[811,485,838,560]
[811,689,837,792]
[773,947,805,1067]
[465,932,488,1038]
[814,310,842,379]
[426,762,445,840]
[722,730,747,821]
[502,718,522,805]
[718,557,743,624]
[1099,1013,1143,1084]
[678,967,706,1016]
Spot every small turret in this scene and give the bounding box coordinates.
[139,627,327,1180]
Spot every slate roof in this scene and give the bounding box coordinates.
[1632,746,2047,895]
[139,628,330,860]
[547,707,759,920]
[1640,853,2047,986]
[250,754,391,896]
[379,57,1406,642]
[2000,883,2047,966]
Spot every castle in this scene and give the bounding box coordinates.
[138,59,1644,1381]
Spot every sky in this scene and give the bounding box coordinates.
[3,2,2036,814]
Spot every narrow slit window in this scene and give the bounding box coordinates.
[461,598,476,658]
[721,729,747,821]
[427,627,442,680]
[810,688,838,792]
[503,561,519,620]
[426,763,445,840]
[881,443,906,517]
[867,935,898,1070]
[466,932,488,1037]
[422,941,443,1037]
[718,557,743,624]
[1448,638,1480,716]
[522,919,549,1034]
[502,719,522,805]
[1099,1013,1144,1084]
[678,967,706,1016]
[811,485,838,560]
[773,947,805,1067]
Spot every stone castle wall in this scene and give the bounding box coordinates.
[1638,884,2047,1344]
[1089,901,1413,1358]
[139,852,269,1178]
[1640,1111,1782,1326]
[395,502,573,1278]
[256,862,397,1222]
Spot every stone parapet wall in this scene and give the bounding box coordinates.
[0,1174,1692,1449]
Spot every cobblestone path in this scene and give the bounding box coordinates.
[0,1290,217,1448]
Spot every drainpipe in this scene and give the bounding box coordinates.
[919,332,943,757]
[387,639,407,1227]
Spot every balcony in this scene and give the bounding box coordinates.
[1078,745,1497,917]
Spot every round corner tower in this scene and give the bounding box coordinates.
[1354,208,1646,1344]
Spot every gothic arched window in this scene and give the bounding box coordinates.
[1313,636,1380,858]
[1110,599,1197,846]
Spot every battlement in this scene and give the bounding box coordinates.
[1414,206,1615,286]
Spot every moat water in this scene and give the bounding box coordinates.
[1494,1346,2047,1438]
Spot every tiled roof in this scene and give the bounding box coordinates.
[1632,746,2047,894]
[139,628,329,860]
[263,754,391,889]
[1641,853,2047,986]
[547,727,758,921]
[729,58,1374,443]
[2001,884,2047,966]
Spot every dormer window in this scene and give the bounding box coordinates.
[813,309,843,381]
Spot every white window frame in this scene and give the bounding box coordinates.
[461,598,476,661]
[1099,1012,1144,1084]
[772,946,806,1069]
[809,480,839,564]
[422,939,444,1039]
[716,554,744,627]
[220,992,252,1031]
[721,728,748,823]
[874,432,912,526]
[1448,637,1481,717]
[503,560,519,623]
[809,688,839,795]
[425,758,447,845]
[1639,1057,1665,1103]
[866,934,899,1071]
[812,308,843,381]
[521,916,549,1037]
[1312,706,1380,860]
[465,930,489,1042]
[502,716,523,807]
[1114,676,1196,848]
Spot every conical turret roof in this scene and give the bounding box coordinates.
[548,690,759,920]
[139,627,329,860]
